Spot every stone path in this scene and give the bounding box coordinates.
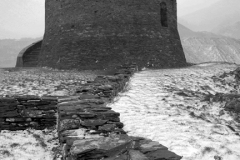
[108,63,240,160]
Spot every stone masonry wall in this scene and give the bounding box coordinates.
[0,96,57,131]
[16,40,43,68]
[58,64,182,160]
[1,64,182,159]
[39,0,186,70]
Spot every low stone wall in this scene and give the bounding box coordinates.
[0,96,58,131]
[0,64,182,159]
[16,40,42,67]
[58,64,182,160]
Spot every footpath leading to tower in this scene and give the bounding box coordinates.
[108,63,240,160]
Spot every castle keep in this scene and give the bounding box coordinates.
[17,0,186,69]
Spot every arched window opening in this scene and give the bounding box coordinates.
[160,2,168,27]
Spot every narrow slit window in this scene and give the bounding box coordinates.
[160,2,168,27]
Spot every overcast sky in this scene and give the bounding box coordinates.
[0,0,220,39]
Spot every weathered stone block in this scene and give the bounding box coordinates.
[80,119,108,127]
[15,95,40,101]
[0,106,17,112]
[107,122,124,129]
[41,96,58,102]
[98,85,113,91]
[21,110,43,118]
[138,139,168,154]
[79,94,100,100]
[0,98,16,102]
[37,105,57,110]
[58,96,80,103]
[5,118,29,122]
[70,135,135,158]
[59,119,81,132]
[92,108,112,112]
[0,110,20,117]
[128,150,149,160]
[58,105,86,112]
[98,124,116,132]
[145,149,182,160]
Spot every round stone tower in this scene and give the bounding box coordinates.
[39,0,186,70]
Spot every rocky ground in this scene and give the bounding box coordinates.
[1,64,240,160]
[0,67,98,160]
[0,129,59,160]
[109,63,240,160]
[0,67,98,97]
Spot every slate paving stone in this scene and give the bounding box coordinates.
[70,135,134,158]
[80,119,108,127]
[0,110,20,117]
[98,124,117,132]
[138,140,169,153]
[92,108,112,112]
[79,94,100,100]
[59,119,81,132]
[58,105,86,112]
[145,149,182,160]
[128,150,149,160]
[0,98,16,102]
[0,106,17,112]
[5,118,28,122]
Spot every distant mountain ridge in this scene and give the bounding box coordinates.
[214,21,240,40]
[178,23,240,64]
[177,0,220,17]
[178,23,220,38]
[179,0,240,40]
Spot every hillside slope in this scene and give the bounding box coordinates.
[214,21,240,40]
[182,37,240,64]
[177,0,220,17]
[178,23,240,64]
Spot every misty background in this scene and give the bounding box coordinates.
[0,0,240,67]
